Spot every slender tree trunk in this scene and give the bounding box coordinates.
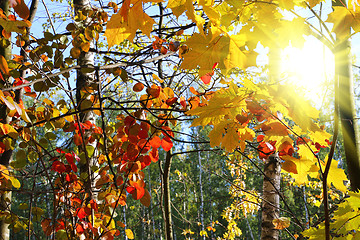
[261,47,282,240]
[162,151,174,240]
[333,0,360,191]
[0,1,12,238]
[123,206,128,240]
[260,154,281,240]
[0,1,38,238]
[73,0,97,201]
[197,146,205,240]
[147,167,156,239]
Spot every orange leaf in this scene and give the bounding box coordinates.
[0,55,9,76]
[73,134,83,146]
[149,136,161,148]
[161,137,173,152]
[273,217,290,230]
[133,82,144,92]
[281,160,298,174]
[147,85,161,98]
[41,219,52,236]
[119,0,131,21]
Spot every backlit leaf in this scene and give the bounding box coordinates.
[125,229,134,239]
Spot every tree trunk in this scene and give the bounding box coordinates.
[197,146,205,240]
[0,1,12,238]
[333,0,360,191]
[260,154,281,240]
[261,46,282,240]
[162,151,174,240]
[73,0,97,201]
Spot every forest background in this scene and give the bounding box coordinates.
[0,0,359,239]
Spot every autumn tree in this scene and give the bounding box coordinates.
[0,0,360,240]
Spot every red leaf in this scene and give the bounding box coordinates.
[126,186,135,194]
[258,141,276,159]
[146,85,161,98]
[41,219,52,236]
[124,116,136,127]
[55,219,65,231]
[162,126,174,138]
[77,207,87,219]
[138,139,151,153]
[160,46,168,54]
[51,161,66,173]
[143,155,151,167]
[166,97,178,106]
[179,97,186,109]
[73,134,83,146]
[161,137,173,152]
[0,142,5,154]
[200,73,213,84]
[138,129,148,139]
[127,143,139,160]
[76,223,84,234]
[65,153,74,164]
[279,141,294,157]
[200,62,218,84]
[90,199,98,212]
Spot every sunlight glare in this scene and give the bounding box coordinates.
[280,39,334,106]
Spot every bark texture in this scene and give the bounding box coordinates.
[74,0,97,200]
[0,1,12,238]
[260,154,281,240]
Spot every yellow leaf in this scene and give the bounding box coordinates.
[326,6,360,39]
[297,144,317,162]
[125,229,134,239]
[0,165,10,180]
[273,217,290,230]
[307,0,324,8]
[0,123,18,139]
[105,1,155,47]
[181,33,256,77]
[222,125,239,152]
[282,155,315,185]
[9,176,20,189]
[326,159,348,193]
[200,230,208,237]
[0,18,31,36]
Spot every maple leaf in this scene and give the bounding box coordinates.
[181,33,256,77]
[105,1,158,48]
[326,5,360,39]
[282,155,316,185]
[325,159,348,193]
[168,0,205,35]
[307,0,325,8]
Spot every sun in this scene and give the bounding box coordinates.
[280,39,335,106]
